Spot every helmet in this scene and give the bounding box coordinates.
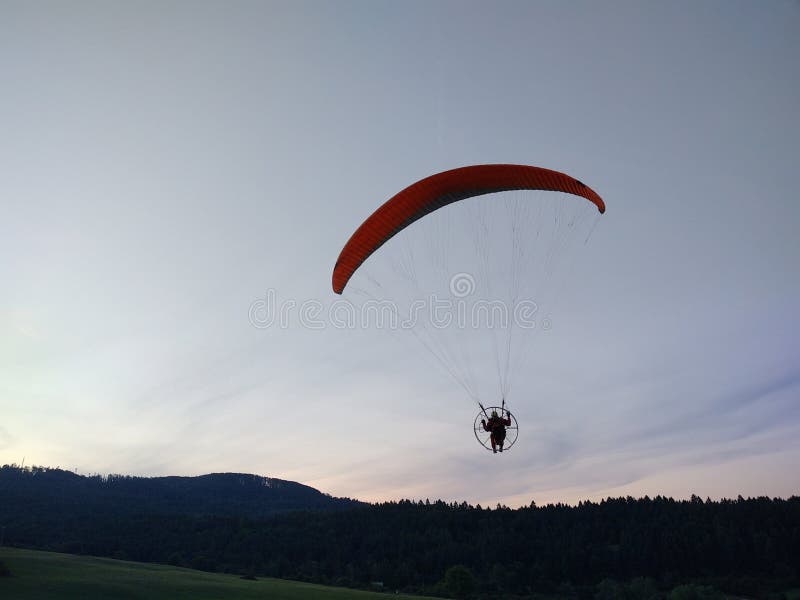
[491,410,498,417]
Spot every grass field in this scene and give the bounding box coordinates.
[0,547,430,600]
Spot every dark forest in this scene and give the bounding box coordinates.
[1,465,797,598]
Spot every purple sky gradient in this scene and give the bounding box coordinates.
[1,1,798,506]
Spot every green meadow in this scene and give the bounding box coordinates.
[0,547,429,600]
[3,546,799,599]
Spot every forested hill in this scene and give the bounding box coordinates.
[0,465,361,518]
[1,464,799,597]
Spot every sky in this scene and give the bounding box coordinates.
[1,0,799,508]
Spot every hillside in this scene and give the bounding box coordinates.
[0,465,361,519]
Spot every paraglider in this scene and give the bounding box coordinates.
[333,164,604,452]
[479,404,514,454]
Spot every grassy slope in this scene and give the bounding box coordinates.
[0,547,430,600]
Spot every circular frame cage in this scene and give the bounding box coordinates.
[473,407,518,453]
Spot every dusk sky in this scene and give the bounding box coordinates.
[2,1,798,508]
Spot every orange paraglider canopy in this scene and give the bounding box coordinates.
[332,164,604,294]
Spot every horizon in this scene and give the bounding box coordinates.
[5,462,799,509]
